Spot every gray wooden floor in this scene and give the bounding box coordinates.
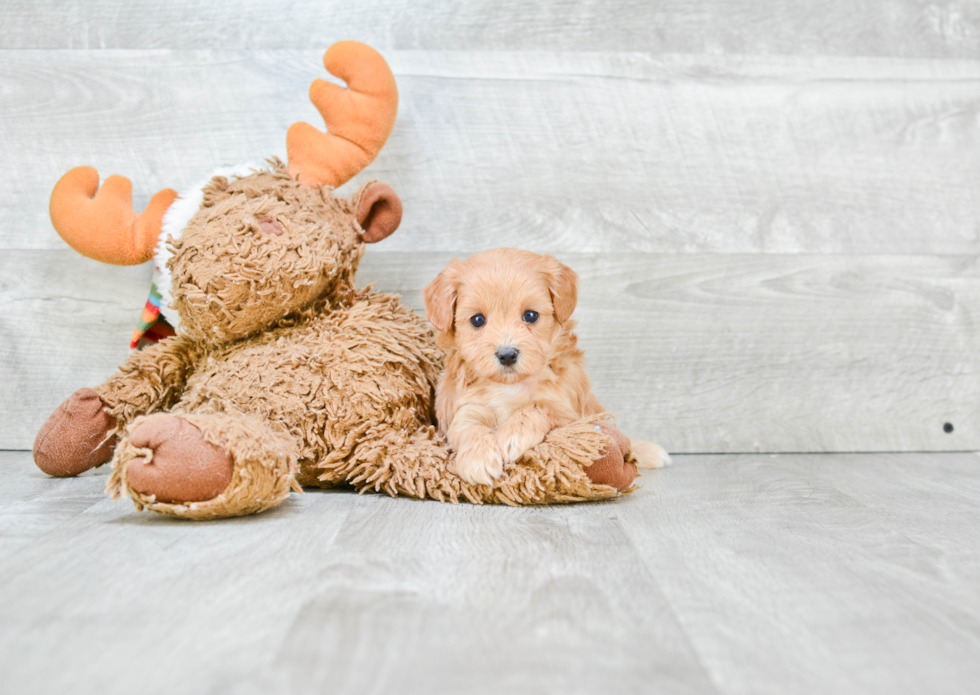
[2,450,979,695]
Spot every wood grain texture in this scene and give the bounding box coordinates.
[3,450,980,694]
[0,251,149,450]
[618,452,980,695]
[3,0,979,57]
[4,50,979,254]
[5,250,977,453]
[0,451,714,695]
[368,252,980,454]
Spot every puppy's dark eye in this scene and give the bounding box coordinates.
[470,314,486,328]
[523,310,539,324]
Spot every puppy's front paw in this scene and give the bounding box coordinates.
[454,435,505,486]
[497,427,547,465]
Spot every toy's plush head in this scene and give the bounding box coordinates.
[46,41,402,345]
[168,164,401,345]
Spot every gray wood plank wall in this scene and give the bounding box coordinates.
[1,2,978,453]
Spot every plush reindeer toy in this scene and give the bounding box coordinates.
[33,42,639,519]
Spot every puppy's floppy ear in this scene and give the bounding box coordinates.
[422,259,462,333]
[542,255,578,324]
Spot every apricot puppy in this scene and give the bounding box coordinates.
[423,248,669,486]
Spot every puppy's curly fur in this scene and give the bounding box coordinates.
[423,248,669,486]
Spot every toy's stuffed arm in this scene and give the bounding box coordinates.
[34,335,203,477]
[96,333,204,424]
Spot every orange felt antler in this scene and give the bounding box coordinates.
[49,167,178,265]
[287,41,398,188]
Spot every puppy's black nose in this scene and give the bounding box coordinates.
[496,346,519,367]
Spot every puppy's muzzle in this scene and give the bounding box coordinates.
[495,346,519,367]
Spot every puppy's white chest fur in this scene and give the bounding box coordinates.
[486,382,534,423]
[483,372,554,426]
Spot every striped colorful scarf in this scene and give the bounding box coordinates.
[130,282,176,349]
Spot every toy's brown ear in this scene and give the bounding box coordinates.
[353,180,402,243]
[422,259,462,333]
[542,255,578,324]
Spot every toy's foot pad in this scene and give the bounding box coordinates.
[34,387,116,477]
[584,422,637,491]
[126,415,233,503]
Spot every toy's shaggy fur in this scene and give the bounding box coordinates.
[34,42,642,518]
[78,164,629,518]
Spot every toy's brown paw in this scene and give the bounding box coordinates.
[126,415,234,503]
[34,388,116,477]
[584,422,637,491]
